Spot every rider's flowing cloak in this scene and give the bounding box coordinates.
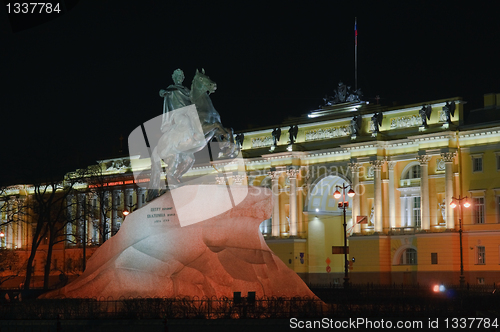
[161,84,192,133]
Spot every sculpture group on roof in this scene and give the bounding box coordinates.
[323,81,363,106]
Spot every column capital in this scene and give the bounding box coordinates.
[417,155,432,165]
[387,161,397,170]
[370,159,385,170]
[268,171,281,180]
[441,152,456,163]
[286,168,299,179]
[348,162,361,172]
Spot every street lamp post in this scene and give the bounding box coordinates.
[123,203,136,217]
[450,195,470,288]
[334,183,355,288]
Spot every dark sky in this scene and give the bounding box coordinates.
[1,1,499,185]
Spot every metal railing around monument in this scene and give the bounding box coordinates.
[1,283,499,320]
[0,296,326,320]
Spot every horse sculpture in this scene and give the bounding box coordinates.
[147,69,239,200]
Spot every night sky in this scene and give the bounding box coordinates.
[1,1,499,185]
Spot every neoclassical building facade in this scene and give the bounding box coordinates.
[2,93,500,287]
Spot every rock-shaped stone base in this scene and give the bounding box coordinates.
[42,185,316,299]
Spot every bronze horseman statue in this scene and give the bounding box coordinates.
[147,69,239,201]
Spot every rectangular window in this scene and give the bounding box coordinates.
[477,277,485,285]
[477,246,485,264]
[406,249,417,265]
[473,197,485,224]
[413,196,421,228]
[497,154,500,171]
[472,156,483,172]
[431,253,438,264]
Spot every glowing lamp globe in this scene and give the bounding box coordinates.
[347,188,355,197]
[333,190,341,199]
[463,200,471,208]
[450,201,457,209]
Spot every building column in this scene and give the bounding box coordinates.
[112,189,122,236]
[349,162,361,233]
[18,197,27,248]
[268,170,281,237]
[286,168,299,237]
[88,194,95,245]
[442,152,455,229]
[371,160,385,233]
[387,161,397,229]
[417,155,431,230]
[66,194,73,244]
[125,188,134,211]
[77,193,86,244]
[136,187,145,209]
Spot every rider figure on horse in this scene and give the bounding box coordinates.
[160,69,192,133]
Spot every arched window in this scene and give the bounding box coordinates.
[399,248,417,265]
[403,165,420,179]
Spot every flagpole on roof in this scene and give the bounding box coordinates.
[354,17,358,92]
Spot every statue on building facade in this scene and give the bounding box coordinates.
[350,115,362,138]
[234,133,244,148]
[438,200,446,223]
[419,104,432,127]
[272,127,281,147]
[442,101,456,125]
[369,206,374,226]
[371,112,383,135]
[288,125,298,145]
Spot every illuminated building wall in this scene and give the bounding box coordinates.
[2,94,500,286]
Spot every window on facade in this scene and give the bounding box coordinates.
[402,195,421,228]
[403,165,421,179]
[477,277,485,285]
[477,246,485,264]
[400,248,417,265]
[497,154,500,171]
[413,197,421,228]
[472,156,483,172]
[431,253,438,264]
[473,197,485,224]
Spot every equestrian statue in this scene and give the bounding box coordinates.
[147,69,239,201]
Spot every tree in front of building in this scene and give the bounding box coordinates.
[22,169,88,290]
